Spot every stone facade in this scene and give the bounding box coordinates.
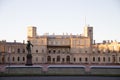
[0,25,120,64]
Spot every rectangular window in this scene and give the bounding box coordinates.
[93,57,95,62]
[103,57,105,62]
[98,57,100,62]
[108,57,110,62]
[85,57,88,62]
[74,58,76,62]
[79,58,81,62]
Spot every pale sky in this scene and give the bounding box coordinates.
[0,0,120,43]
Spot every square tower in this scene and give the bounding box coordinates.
[84,25,93,44]
[27,26,37,37]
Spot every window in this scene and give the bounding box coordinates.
[74,58,76,62]
[23,57,25,61]
[66,56,70,62]
[98,50,100,53]
[89,29,92,32]
[53,50,55,53]
[108,57,110,62]
[18,57,20,61]
[57,56,60,62]
[79,58,82,62]
[103,57,105,62]
[85,57,88,62]
[62,58,65,62]
[47,56,51,62]
[23,49,25,53]
[48,50,51,53]
[53,58,55,62]
[93,57,95,62]
[98,57,100,62]
[36,50,38,53]
[17,49,20,53]
[12,57,14,61]
[108,49,110,53]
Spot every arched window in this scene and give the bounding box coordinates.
[23,57,25,61]
[2,57,4,63]
[47,56,51,62]
[79,57,82,62]
[18,57,20,61]
[73,58,76,62]
[66,55,70,63]
[98,57,100,62]
[57,56,60,62]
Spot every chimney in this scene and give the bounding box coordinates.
[94,40,95,44]
[14,40,16,43]
[23,40,25,44]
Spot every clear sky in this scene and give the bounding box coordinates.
[0,0,120,43]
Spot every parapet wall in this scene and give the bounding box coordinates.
[3,65,120,75]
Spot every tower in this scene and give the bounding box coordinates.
[27,26,37,37]
[84,25,93,44]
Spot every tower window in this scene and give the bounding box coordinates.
[89,30,92,32]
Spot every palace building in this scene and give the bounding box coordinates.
[0,25,120,64]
